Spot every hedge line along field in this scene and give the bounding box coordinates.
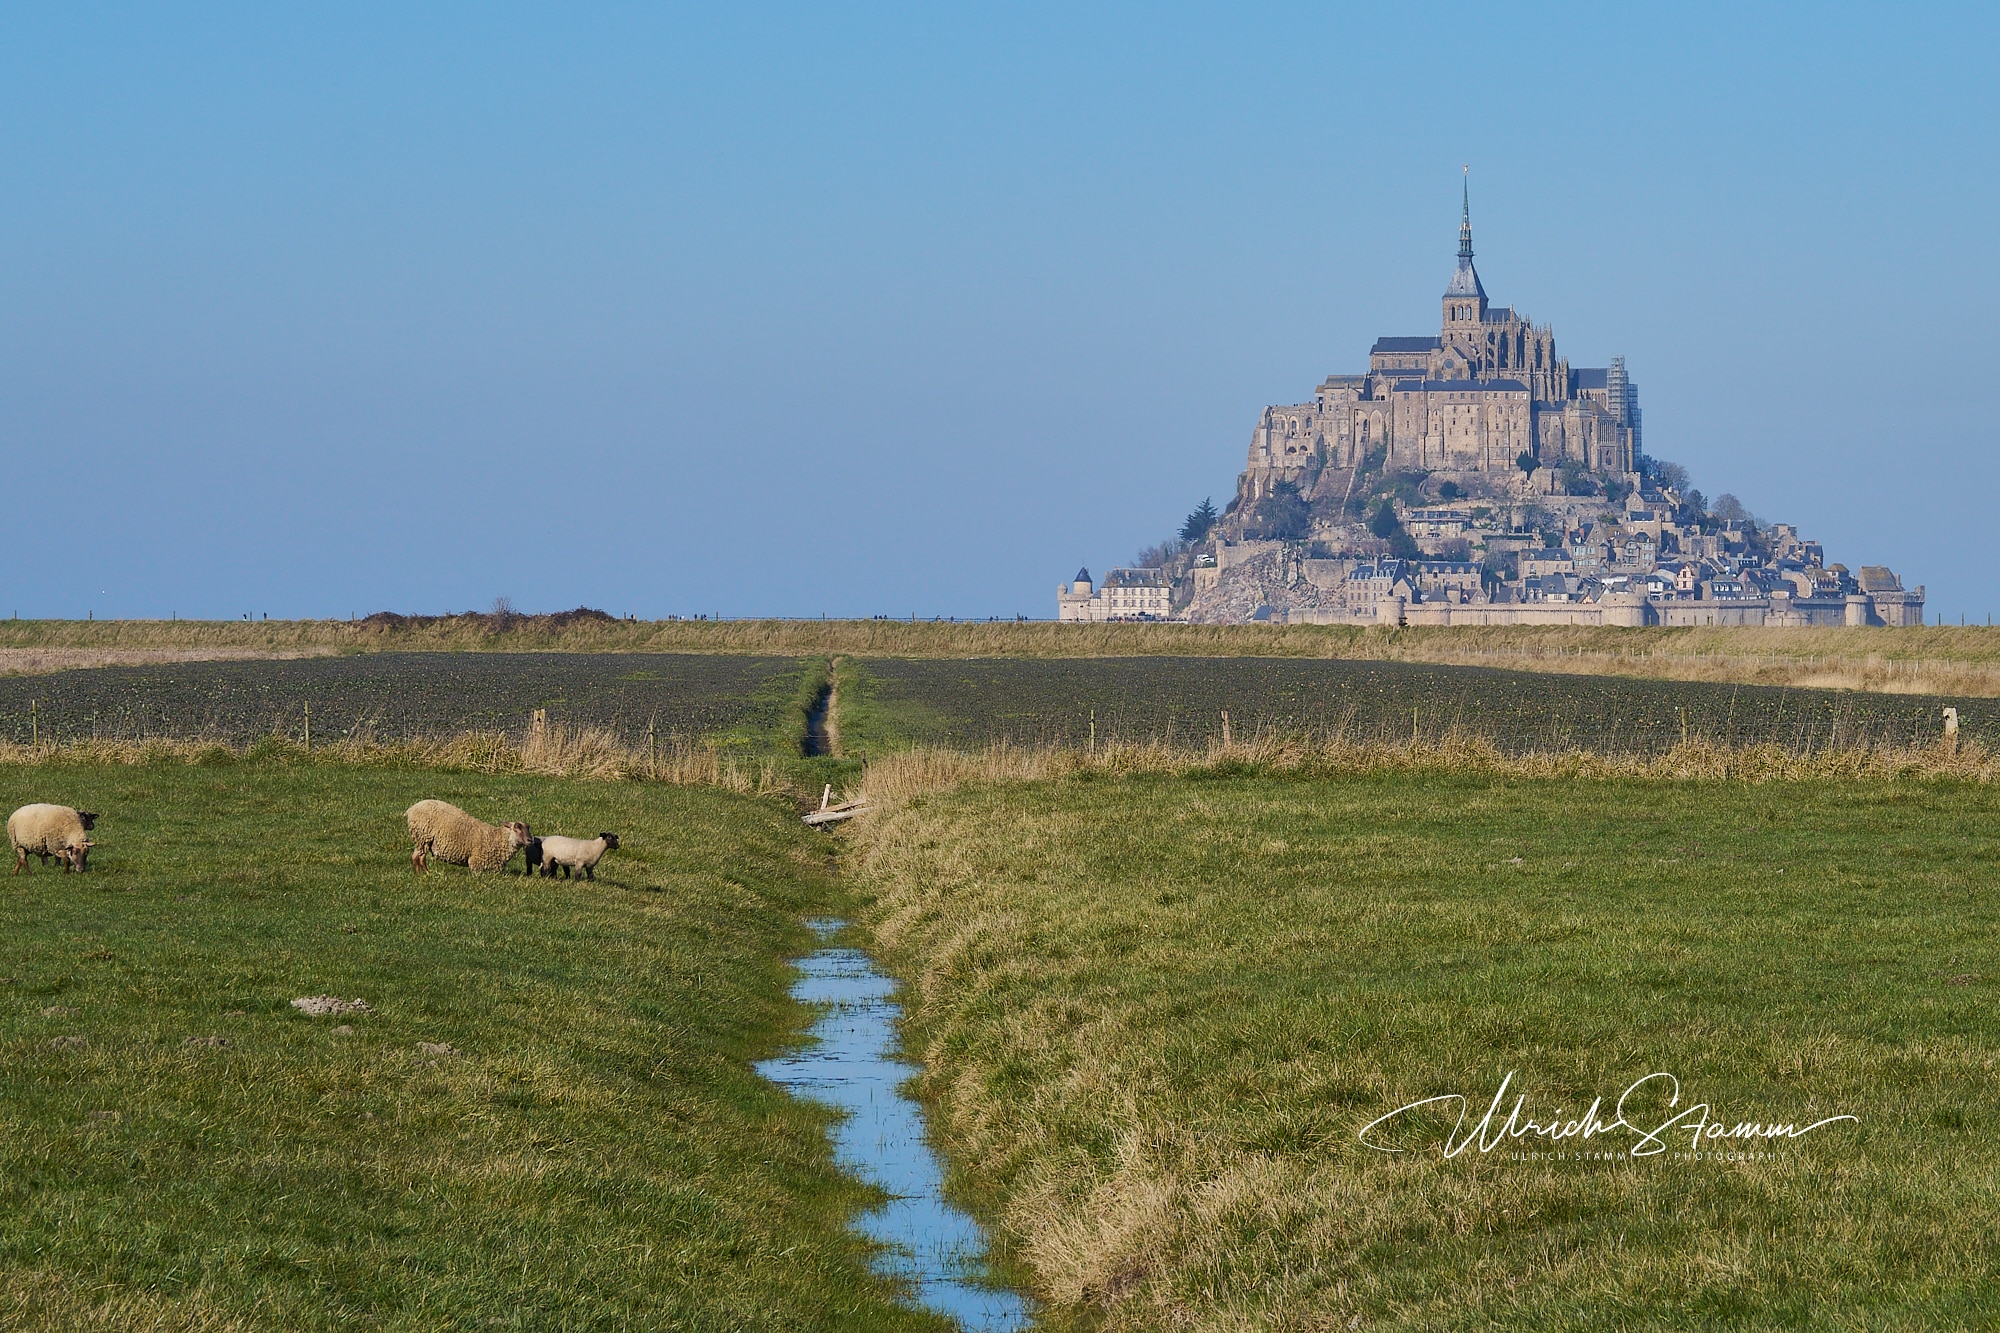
[852,768,2000,1330]
[0,653,817,751]
[0,757,952,1331]
[837,655,1992,755]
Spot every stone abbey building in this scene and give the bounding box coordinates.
[1238,185,1640,505]
[1059,185,1924,627]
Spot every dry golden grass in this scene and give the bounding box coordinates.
[0,1270,257,1333]
[1387,632,2000,697]
[10,617,2000,695]
[0,647,336,678]
[855,730,2000,810]
[1,719,1984,816]
[824,656,846,759]
[0,725,800,796]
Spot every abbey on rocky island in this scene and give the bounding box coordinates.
[1057,182,1926,629]
[1237,180,1638,509]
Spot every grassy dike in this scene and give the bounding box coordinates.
[851,765,2000,1329]
[0,758,950,1331]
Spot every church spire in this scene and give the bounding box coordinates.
[1459,165,1473,261]
[1443,167,1486,302]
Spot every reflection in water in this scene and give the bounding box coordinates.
[756,919,1031,1331]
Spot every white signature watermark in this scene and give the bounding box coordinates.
[1358,1071,1858,1159]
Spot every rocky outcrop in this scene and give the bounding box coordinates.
[1184,550,1340,624]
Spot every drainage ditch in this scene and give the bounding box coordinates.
[756,919,1030,1330]
[802,679,834,757]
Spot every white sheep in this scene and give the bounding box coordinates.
[406,800,531,874]
[539,832,619,881]
[9,804,97,875]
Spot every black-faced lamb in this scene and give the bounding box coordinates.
[539,832,619,881]
[406,799,532,874]
[9,804,97,875]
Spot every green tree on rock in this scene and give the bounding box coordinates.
[1368,501,1423,560]
[1249,483,1310,541]
[1368,500,1400,539]
[1181,497,1220,543]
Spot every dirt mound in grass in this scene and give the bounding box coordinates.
[291,996,373,1017]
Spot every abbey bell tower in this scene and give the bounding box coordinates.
[1440,171,1487,352]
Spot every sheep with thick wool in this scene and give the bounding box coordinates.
[539,832,619,881]
[9,804,97,875]
[406,800,531,874]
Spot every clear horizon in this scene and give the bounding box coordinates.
[4,5,1993,620]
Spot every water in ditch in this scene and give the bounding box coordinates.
[756,919,1031,1330]
[802,679,833,757]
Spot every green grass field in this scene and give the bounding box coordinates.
[0,758,949,1331]
[11,669,2000,1331]
[854,767,2000,1330]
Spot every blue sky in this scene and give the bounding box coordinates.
[2,3,1994,619]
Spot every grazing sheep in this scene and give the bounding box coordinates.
[9,805,97,875]
[406,800,531,874]
[539,832,619,881]
[46,838,95,873]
